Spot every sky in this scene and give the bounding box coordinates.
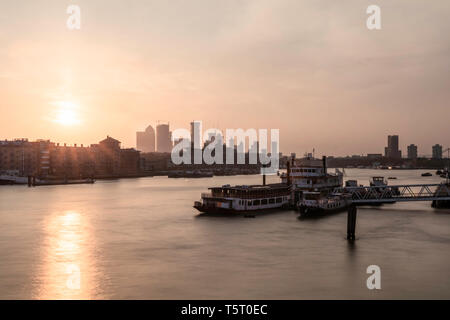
[0,0,449,156]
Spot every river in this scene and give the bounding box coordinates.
[1,169,449,299]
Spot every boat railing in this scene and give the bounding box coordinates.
[201,193,214,198]
[202,192,290,199]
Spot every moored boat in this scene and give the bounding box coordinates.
[431,183,450,208]
[194,183,292,214]
[169,170,214,178]
[0,173,43,185]
[280,156,343,192]
[297,192,352,215]
[33,178,95,186]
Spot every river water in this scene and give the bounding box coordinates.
[1,169,449,299]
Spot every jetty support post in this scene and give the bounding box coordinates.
[347,205,357,240]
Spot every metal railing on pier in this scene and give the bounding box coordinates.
[334,183,450,204]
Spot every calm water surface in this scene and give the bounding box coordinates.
[1,169,450,299]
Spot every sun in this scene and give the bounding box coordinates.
[52,100,81,126]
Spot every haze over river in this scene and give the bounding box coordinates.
[1,169,449,299]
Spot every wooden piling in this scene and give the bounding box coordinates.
[347,205,357,240]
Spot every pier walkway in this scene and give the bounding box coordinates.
[333,183,450,204]
[331,183,450,240]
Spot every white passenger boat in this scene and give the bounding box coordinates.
[194,183,291,214]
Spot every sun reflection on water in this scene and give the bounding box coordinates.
[34,210,101,299]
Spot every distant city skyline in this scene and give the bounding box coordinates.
[1,1,449,156]
[3,130,448,159]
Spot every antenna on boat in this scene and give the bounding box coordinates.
[262,164,267,186]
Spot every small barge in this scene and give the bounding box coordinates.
[297,192,352,215]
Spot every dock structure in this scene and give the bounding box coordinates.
[335,183,450,240]
[334,183,450,204]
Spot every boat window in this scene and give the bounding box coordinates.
[253,200,260,206]
[261,199,268,205]
[248,201,252,206]
[269,198,275,204]
[276,197,282,203]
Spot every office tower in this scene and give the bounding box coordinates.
[384,135,402,159]
[432,144,443,159]
[136,125,155,153]
[156,124,172,153]
[407,144,418,160]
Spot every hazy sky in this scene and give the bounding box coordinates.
[1,0,449,156]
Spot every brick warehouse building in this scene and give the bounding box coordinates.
[0,136,140,178]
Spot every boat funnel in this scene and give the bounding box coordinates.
[286,161,292,186]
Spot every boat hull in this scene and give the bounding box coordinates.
[298,204,350,215]
[193,204,289,215]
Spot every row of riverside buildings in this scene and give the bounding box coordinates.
[0,136,140,178]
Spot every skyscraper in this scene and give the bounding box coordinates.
[407,144,418,160]
[136,125,155,153]
[384,135,402,159]
[156,124,172,153]
[432,144,443,159]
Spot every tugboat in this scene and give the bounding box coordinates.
[194,183,291,214]
[422,172,433,177]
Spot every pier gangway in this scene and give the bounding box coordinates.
[333,183,450,204]
[331,183,450,240]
